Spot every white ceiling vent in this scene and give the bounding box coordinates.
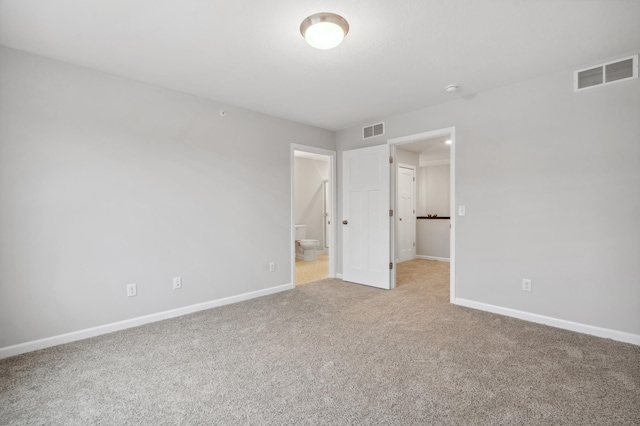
[363,122,384,139]
[574,55,638,92]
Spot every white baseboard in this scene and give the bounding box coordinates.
[0,283,294,360]
[454,298,640,346]
[416,255,450,262]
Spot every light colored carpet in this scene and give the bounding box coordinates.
[295,253,328,285]
[1,259,639,425]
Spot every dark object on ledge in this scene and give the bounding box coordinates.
[417,216,451,219]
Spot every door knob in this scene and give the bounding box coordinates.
[399,218,402,221]
[342,220,348,225]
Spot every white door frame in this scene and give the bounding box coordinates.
[388,127,456,302]
[396,163,417,263]
[291,144,337,285]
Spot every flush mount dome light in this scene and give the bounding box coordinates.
[300,13,349,50]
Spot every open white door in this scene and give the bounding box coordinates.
[342,144,391,289]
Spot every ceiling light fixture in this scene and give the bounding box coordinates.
[300,13,349,50]
[444,84,460,92]
[444,140,452,145]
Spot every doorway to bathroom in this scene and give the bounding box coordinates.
[291,144,336,286]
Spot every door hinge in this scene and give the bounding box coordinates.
[413,242,416,247]
[413,209,415,214]
[389,156,394,164]
[413,177,415,181]
[389,209,393,217]
[389,262,393,270]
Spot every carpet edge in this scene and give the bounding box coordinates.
[0,282,295,359]
[454,297,640,346]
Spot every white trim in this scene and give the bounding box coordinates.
[419,158,450,167]
[454,298,640,346]
[396,256,416,264]
[449,128,456,303]
[398,164,415,170]
[0,283,294,359]
[336,273,343,280]
[389,144,397,289]
[416,255,450,262]
[291,144,337,286]
[388,126,456,302]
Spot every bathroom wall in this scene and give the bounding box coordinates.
[294,156,328,249]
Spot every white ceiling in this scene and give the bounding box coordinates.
[1,1,638,131]
[398,136,451,164]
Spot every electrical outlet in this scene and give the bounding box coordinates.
[269,262,276,272]
[127,283,137,297]
[522,279,532,292]
[458,205,466,216]
[173,276,182,290]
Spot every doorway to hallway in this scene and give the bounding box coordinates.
[388,127,456,301]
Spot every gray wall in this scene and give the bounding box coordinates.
[417,164,451,258]
[416,220,450,259]
[0,47,335,348]
[395,147,419,168]
[294,157,328,248]
[337,52,640,336]
[417,164,450,217]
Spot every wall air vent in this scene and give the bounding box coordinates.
[363,122,385,139]
[574,55,638,92]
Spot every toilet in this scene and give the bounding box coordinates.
[295,224,319,261]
